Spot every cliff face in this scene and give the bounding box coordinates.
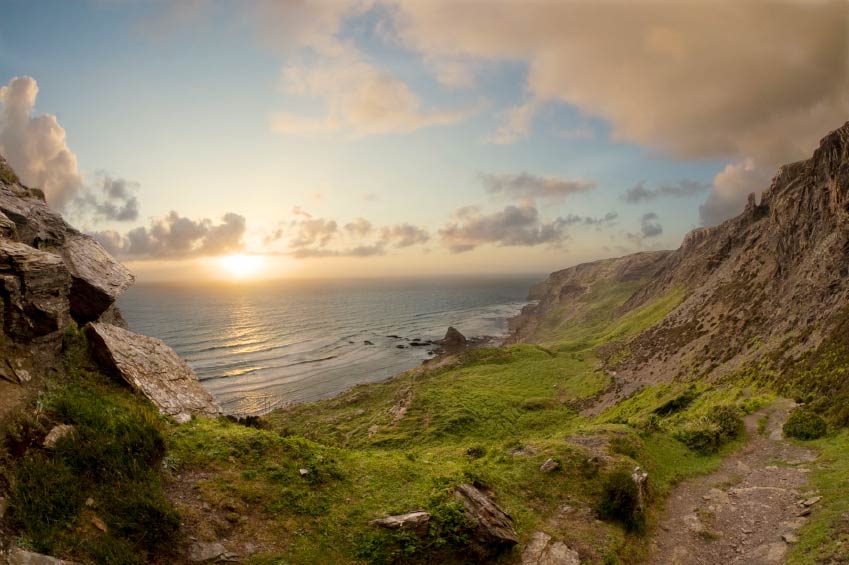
[517,122,849,393]
[0,154,219,422]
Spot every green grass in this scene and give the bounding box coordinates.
[788,431,849,563]
[1,327,180,563]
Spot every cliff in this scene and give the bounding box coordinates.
[0,154,219,423]
[514,121,849,415]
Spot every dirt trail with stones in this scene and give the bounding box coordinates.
[648,399,819,564]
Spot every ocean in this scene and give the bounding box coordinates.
[117,276,539,415]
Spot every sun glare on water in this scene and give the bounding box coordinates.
[217,253,266,279]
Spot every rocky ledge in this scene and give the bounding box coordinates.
[0,153,221,422]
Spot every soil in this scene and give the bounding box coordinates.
[648,399,818,564]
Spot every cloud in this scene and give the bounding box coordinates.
[288,207,338,248]
[479,171,596,203]
[439,204,570,253]
[344,217,374,238]
[561,211,619,227]
[0,76,83,209]
[72,176,140,223]
[698,159,772,226]
[91,211,246,259]
[640,212,663,238]
[380,223,430,247]
[622,179,710,203]
[271,55,473,136]
[390,1,849,221]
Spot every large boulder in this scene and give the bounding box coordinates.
[453,483,518,547]
[85,322,221,422]
[61,234,133,323]
[0,240,71,340]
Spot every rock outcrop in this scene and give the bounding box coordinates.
[441,326,467,348]
[453,483,518,548]
[85,323,222,422]
[521,531,580,565]
[0,152,219,424]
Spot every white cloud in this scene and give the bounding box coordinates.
[0,76,83,209]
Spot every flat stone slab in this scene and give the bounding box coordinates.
[85,322,221,422]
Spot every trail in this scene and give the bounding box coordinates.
[648,399,819,564]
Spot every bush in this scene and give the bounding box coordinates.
[674,405,742,454]
[783,409,827,440]
[598,467,646,533]
[653,388,698,416]
[104,479,181,552]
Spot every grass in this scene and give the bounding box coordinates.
[788,431,849,563]
[166,282,767,563]
[5,276,830,564]
[1,327,180,563]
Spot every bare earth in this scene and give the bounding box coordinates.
[649,399,818,564]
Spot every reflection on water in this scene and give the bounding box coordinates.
[118,276,538,415]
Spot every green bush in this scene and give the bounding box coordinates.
[598,466,646,533]
[654,388,698,416]
[783,409,827,440]
[674,405,742,454]
[104,479,181,552]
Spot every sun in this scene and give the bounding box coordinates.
[216,254,265,279]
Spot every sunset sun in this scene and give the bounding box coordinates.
[217,253,265,278]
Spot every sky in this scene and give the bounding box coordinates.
[0,0,847,282]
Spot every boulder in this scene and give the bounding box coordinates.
[95,303,129,329]
[522,531,580,565]
[0,210,16,239]
[442,326,467,347]
[61,234,133,324]
[85,322,222,422]
[0,240,71,340]
[43,424,75,449]
[371,511,431,530]
[188,542,229,563]
[453,483,518,547]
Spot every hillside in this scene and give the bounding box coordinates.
[1,124,849,564]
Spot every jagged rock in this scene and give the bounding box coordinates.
[522,531,580,565]
[0,240,71,340]
[43,424,74,449]
[371,511,431,530]
[442,326,467,347]
[85,322,222,422]
[540,458,560,473]
[632,466,650,514]
[801,495,822,507]
[453,483,518,547]
[5,548,79,565]
[60,234,133,324]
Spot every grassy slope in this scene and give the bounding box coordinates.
[168,280,776,564]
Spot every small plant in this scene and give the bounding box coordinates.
[598,467,646,533]
[674,404,742,454]
[783,409,827,440]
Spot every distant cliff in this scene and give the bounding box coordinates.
[513,121,849,418]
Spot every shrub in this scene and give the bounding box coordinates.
[674,405,742,454]
[104,479,181,553]
[598,466,646,533]
[783,409,827,440]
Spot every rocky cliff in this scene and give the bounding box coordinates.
[513,121,849,413]
[0,154,219,423]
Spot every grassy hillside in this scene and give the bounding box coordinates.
[7,278,846,563]
[164,280,772,564]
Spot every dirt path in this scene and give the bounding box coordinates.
[648,399,819,564]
